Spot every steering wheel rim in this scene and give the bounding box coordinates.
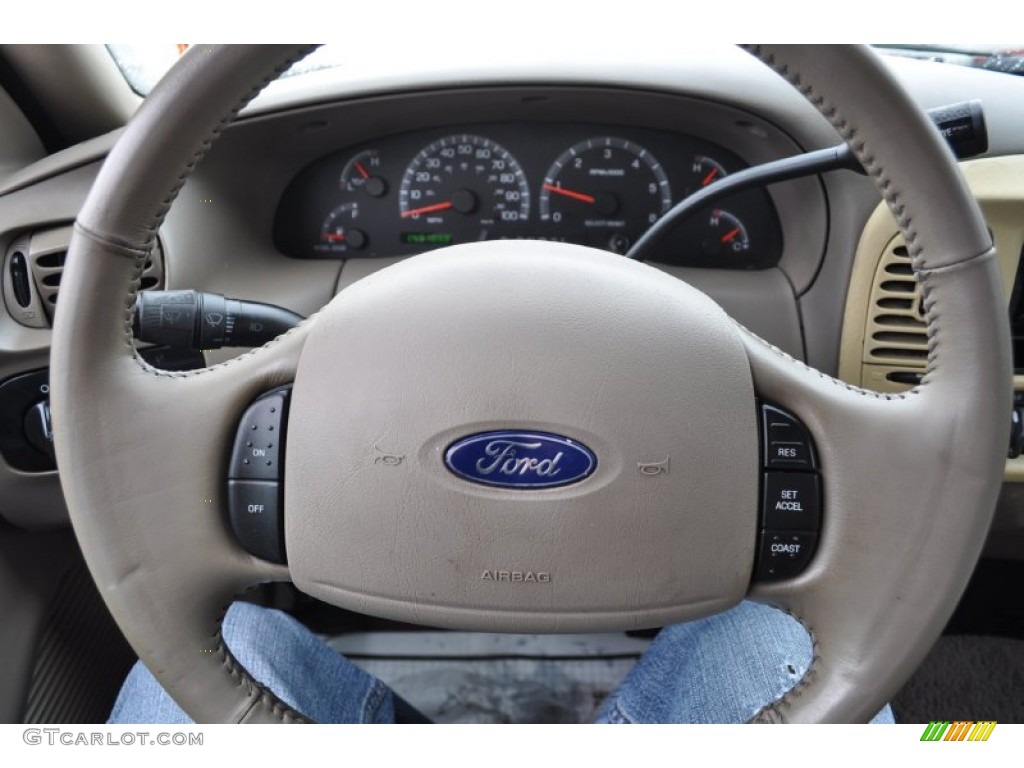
[50,44,1011,723]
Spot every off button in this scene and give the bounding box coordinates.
[762,472,821,531]
[228,480,285,564]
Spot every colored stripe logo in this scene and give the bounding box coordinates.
[920,721,997,741]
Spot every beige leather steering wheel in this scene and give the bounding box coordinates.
[50,45,1011,723]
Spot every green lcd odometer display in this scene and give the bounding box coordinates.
[401,233,455,246]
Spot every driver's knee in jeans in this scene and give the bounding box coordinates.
[596,601,895,724]
[109,600,894,724]
[109,602,394,724]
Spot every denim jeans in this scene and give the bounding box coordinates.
[108,600,894,724]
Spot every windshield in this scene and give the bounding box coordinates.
[875,43,1024,75]
[106,45,349,96]
[108,44,1024,97]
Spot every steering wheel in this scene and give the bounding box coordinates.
[49,45,1010,723]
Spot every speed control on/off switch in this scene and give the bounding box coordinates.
[227,387,290,564]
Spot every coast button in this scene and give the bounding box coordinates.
[756,530,818,581]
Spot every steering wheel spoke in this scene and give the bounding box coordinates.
[738,248,1009,720]
[52,224,312,722]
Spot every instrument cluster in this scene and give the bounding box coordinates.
[274,122,783,269]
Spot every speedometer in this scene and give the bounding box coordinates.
[398,135,530,243]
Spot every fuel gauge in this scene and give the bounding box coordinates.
[316,202,368,254]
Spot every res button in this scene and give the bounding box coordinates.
[762,404,817,470]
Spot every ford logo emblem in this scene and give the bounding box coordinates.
[444,431,597,489]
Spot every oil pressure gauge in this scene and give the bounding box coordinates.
[683,155,729,197]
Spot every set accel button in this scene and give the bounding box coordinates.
[762,472,821,531]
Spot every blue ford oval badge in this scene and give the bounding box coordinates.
[445,431,597,489]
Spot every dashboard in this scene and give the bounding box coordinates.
[273,122,782,269]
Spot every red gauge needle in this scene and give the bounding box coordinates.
[401,201,454,218]
[543,183,596,204]
[720,227,741,243]
[354,162,371,180]
[702,168,720,186]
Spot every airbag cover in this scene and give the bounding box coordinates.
[286,241,757,631]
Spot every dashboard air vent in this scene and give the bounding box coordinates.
[863,235,928,382]
[17,225,164,325]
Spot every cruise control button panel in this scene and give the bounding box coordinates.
[755,403,821,582]
[228,387,290,564]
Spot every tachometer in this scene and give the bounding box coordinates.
[398,135,530,242]
[538,137,671,254]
